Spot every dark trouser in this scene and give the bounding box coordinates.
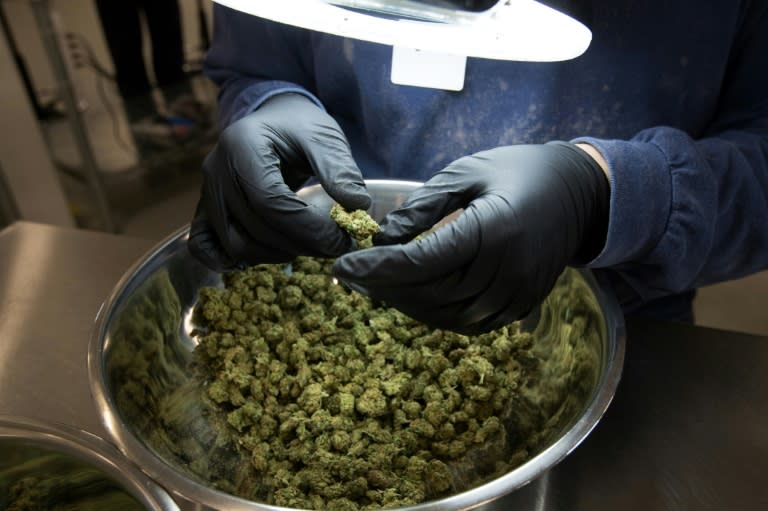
[95,0,190,120]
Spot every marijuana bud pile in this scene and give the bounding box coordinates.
[188,257,600,510]
[330,204,381,242]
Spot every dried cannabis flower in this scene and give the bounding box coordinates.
[330,204,381,242]
[189,258,601,510]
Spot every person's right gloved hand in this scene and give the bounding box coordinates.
[332,142,610,335]
[188,93,371,271]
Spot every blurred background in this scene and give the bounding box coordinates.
[0,0,766,335]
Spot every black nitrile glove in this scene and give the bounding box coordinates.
[188,93,371,271]
[333,142,610,335]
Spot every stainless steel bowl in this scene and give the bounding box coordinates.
[89,180,625,511]
[0,415,179,510]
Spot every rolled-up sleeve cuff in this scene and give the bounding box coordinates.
[571,135,672,268]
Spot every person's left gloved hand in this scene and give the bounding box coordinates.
[332,142,610,335]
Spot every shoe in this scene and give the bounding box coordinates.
[130,114,199,150]
[130,95,215,164]
[166,94,213,129]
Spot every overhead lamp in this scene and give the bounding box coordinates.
[213,0,592,62]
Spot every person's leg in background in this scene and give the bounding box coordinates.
[141,0,189,102]
[94,0,174,160]
[141,0,210,140]
[94,0,156,125]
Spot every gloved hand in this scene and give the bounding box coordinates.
[333,142,610,335]
[188,93,371,270]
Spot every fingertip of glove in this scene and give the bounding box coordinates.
[318,227,355,259]
[338,183,372,211]
[332,248,380,282]
[331,251,356,277]
[187,238,230,273]
[372,220,414,245]
[371,231,397,246]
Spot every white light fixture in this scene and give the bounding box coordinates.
[213,0,592,62]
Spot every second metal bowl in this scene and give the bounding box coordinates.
[0,415,179,511]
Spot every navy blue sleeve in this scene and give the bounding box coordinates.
[204,4,324,128]
[574,2,768,306]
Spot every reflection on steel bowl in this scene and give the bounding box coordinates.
[0,416,179,511]
[89,180,625,511]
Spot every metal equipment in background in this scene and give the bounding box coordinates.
[30,0,116,232]
[0,164,20,230]
[0,1,75,230]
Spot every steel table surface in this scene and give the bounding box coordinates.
[1,221,766,510]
